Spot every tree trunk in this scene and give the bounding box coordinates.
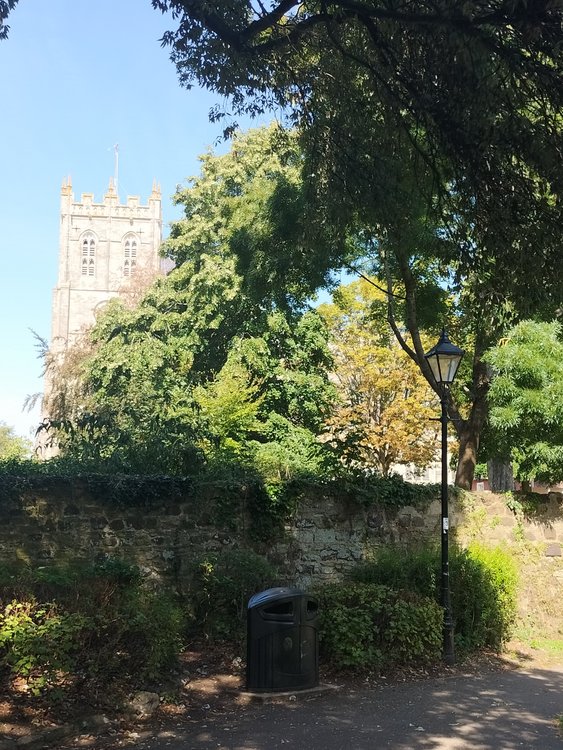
[453,359,490,490]
[455,426,479,490]
[487,459,514,492]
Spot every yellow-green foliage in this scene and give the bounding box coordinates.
[349,543,518,652]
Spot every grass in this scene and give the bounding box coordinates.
[528,638,563,656]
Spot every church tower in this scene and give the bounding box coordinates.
[51,176,162,351]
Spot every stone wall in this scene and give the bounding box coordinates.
[1,479,562,589]
[269,488,563,588]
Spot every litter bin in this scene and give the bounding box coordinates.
[246,587,319,692]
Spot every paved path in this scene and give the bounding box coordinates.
[125,664,563,750]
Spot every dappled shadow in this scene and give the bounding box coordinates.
[137,664,563,750]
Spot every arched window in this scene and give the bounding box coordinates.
[123,235,138,277]
[80,232,96,276]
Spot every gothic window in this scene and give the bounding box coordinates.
[80,232,96,276]
[123,235,138,277]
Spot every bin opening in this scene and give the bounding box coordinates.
[263,601,293,618]
[306,600,318,617]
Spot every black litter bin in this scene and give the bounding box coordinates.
[246,587,319,692]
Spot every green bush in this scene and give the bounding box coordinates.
[453,544,518,651]
[192,548,278,641]
[0,560,187,694]
[351,546,438,598]
[349,543,518,652]
[315,582,442,669]
[0,600,89,693]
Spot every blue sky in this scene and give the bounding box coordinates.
[0,0,267,439]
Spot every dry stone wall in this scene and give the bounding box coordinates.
[1,479,562,589]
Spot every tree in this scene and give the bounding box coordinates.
[484,320,563,486]
[42,129,336,477]
[165,123,335,309]
[44,264,335,476]
[0,0,17,39]
[149,2,562,488]
[151,1,562,291]
[0,422,31,459]
[4,3,561,486]
[319,279,438,476]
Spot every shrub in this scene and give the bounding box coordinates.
[453,544,518,651]
[349,543,518,652]
[0,600,90,693]
[192,548,278,641]
[0,560,187,694]
[351,546,438,598]
[315,582,442,669]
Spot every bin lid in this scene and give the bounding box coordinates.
[247,587,306,610]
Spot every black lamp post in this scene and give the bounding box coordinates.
[424,329,464,665]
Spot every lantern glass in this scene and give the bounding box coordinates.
[424,330,464,386]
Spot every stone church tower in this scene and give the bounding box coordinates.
[51,176,162,351]
[38,177,163,455]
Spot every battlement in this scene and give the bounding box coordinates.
[60,176,161,213]
[52,175,163,353]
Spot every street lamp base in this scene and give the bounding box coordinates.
[443,624,455,665]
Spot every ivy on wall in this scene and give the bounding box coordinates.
[0,458,440,543]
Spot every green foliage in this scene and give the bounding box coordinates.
[503,491,548,526]
[0,560,187,694]
[0,601,88,694]
[454,544,518,651]
[349,543,518,652]
[155,2,562,310]
[43,142,336,477]
[164,124,332,310]
[485,321,563,483]
[154,2,562,492]
[315,582,442,669]
[0,423,31,460]
[191,548,278,641]
[0,0,18,40]
[0,459,194,508]
[351,546,438,596]
[342,473,440,511]
[251,414,336,484]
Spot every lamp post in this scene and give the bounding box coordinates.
[424,329,464,665]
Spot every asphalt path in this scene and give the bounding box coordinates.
[125,664,563,750]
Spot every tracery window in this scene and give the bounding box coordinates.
[123,235,138,277]
[80,232,96,276]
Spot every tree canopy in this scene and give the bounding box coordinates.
[0,422,31,460]
[151,0,562,309]
[3,3,561,487]
[484,320,563,485]
[146,1,562,488]
[0,1,17,40]
[165,122,336,309]
[319,279,439,477]
[42,128,337,479]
